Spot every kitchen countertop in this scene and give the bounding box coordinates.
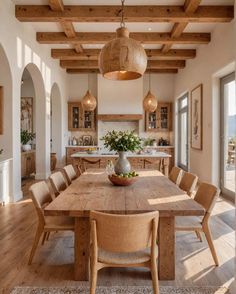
[71,152,171,158]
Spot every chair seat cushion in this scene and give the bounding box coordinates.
[45,216,74,230]
[98,246,158,265]
[175,216,203,229]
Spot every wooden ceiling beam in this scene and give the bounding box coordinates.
[37,32,210,45]
[48,0,64,12]
[51,48,196,60]
[66,69,178,74]
[49,0,83,53]
[60,60,185,69]
[15,5,234,23]
[162,0,202,53]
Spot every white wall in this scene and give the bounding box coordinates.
[174,20,236,185]
[98,74,143,114]
[0,0,68,202]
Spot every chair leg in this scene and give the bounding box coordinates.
[195,230,202,242]
[46,232,50,241]
[28,226,43,265]
[151,259,159,294]
[41,232,47,245]
[90,262,98,294]
[203,223,219,266]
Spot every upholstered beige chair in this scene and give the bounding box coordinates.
[179,171,198,197]
[49,171,68,196]
[169,166,183,185]
[90,210,159,294]
[63,164,79,185]
[81,158,101,172]
[28,181,74,264]
[176,182,220,266]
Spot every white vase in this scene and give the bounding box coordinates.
[114,151,131,175]
[22,144,31,152]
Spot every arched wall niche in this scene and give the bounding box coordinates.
[21,63,50,179]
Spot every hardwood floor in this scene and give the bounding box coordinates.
[0,177,235,293]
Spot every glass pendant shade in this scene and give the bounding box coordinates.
[81,90,97,111]
[143,90,158,113]
[99,27,147,81]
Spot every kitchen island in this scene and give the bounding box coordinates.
[71,152,171,176]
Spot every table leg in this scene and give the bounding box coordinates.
[74,217,90,281]
[163,158,169,176]
[158,216,175,280]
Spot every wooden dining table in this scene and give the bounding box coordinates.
[44,169,205,281]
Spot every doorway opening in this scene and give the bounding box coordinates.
[220,72,236,200]
[177,93,189,171]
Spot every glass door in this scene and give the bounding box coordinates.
[220,72,236,199]
[177,94,189,170]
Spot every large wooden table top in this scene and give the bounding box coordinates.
[45,169,205,217]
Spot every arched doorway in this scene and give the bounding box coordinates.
[0,44,13,203]
[50,83,63,167]
[20,63,50,180]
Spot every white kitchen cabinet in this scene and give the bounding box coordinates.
[0,158,11,205]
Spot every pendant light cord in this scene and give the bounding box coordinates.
[120,0,125,27]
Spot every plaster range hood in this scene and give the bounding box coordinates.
[97,114,143,122]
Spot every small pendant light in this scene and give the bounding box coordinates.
[143,73,158,112]
[81,72,97,111]
[99,0,147,80]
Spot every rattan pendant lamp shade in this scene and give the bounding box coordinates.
[98,0,147,80]
[81,73,97,111]
[143,74,158,113]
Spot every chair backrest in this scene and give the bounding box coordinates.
[63,164,77,185]
[29,181,53,225]
[179,172,198,196]
[194,182,219,214]
[169,166,183,185]
[90,210,159,253]
[49,171,68,196]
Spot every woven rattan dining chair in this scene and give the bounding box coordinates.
[63,164,79,185]
[81,158,101,172]
[28,181,74,265]
[169,166,183,185]
[49,171,68,196]
[90,210,160,294]
[179,171,198,197]
[176,182,220,266]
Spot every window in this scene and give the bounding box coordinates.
[220,72,236,199]
[177,94,189,170]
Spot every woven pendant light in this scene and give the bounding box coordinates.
[82,74,97,111]
[98,0,147,80]
[143,73,157,112]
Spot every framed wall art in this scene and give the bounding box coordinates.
[21,97,33,132]
[191,84,203,150]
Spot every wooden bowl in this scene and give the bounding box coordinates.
[108,174,139,186]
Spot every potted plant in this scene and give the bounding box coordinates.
[21,129,35,152]
[101,130,142,175]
